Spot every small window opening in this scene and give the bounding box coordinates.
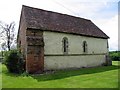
[83,41,87,53]
[62,37,68,54]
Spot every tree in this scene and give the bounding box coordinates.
[0,21,16,51]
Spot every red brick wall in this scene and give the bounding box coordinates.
[17,11,27,59]
[26,30,44,73]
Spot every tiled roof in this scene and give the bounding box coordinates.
[22,5,109,39]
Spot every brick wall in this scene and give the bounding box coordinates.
[26,30,44,73]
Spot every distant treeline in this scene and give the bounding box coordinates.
[109,51,120,61]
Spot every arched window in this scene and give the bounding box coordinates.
[62,37,68,54]
[107,40,109,48]
[83,41,87,53]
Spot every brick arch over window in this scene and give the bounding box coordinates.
[62,37,69,54]
[83,41,88,53]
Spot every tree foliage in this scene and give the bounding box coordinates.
[109,51,120,61]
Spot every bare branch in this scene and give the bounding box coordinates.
[0,21,16,51]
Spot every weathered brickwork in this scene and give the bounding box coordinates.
[17,10,27,59]
[26,30,44,73]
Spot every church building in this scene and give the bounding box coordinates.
[17,5,111,73]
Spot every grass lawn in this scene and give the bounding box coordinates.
[0,63,1,89]
[1,61,119,88]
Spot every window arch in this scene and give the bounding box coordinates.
[83,41,87,53]
[62,37,68,54]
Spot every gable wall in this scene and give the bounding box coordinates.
[17,12,27,57]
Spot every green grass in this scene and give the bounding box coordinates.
[0,63,2,89]
[1,61,119,88]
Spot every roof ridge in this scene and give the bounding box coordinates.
[22,5,91,21]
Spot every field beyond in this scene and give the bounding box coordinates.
[1,61,119,88]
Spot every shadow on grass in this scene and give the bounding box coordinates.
[32,65,119,82]
[3,64,119,82]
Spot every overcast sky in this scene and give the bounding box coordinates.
[0,0,119,51]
